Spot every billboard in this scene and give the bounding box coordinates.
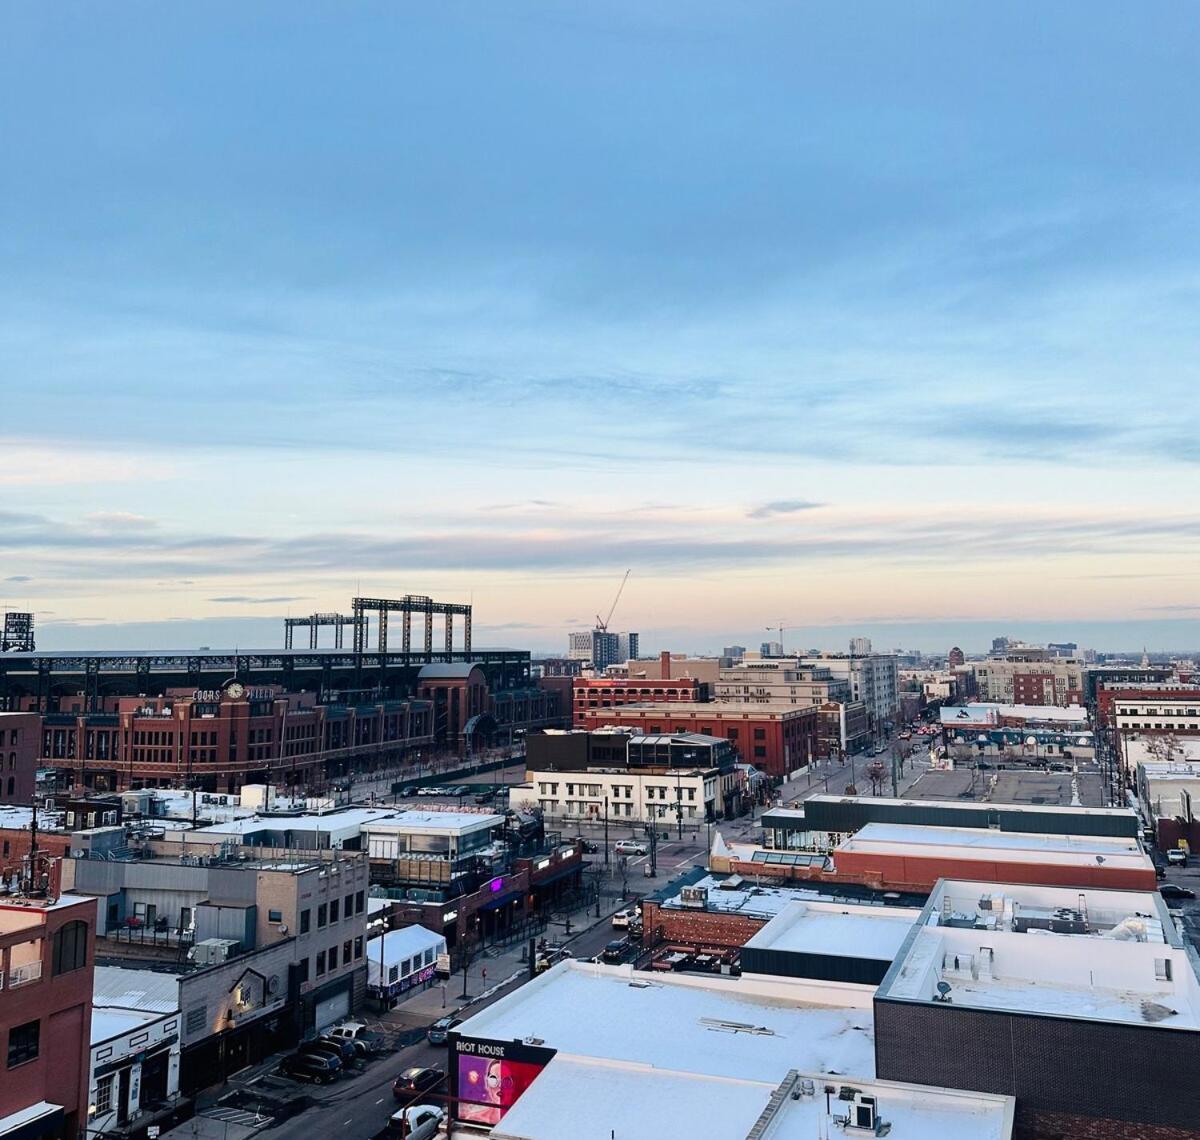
[451,1035,555,1125]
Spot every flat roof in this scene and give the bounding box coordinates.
[456,961,875,1082]
[492,1058,1009,1140]
[661,874,916,922]
[364,809,504,832]
[183,806,399,836]
[804,793,1135,819]
[93,966,181,1014]
[589,702,813,718]
[91,1006,165,1046]
[879,879,1200,1031]
[838,823,1153,871]
[743,900,920,961]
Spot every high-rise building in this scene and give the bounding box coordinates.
[948,646,965,667]
[567,631,594,660]
[616,632,639,662]
[722,645,746,661]
[760,641,784,658]
[591,631,620,669]
[796,653,900,729]
[849,636,873,656]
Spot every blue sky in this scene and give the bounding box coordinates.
[2,3,1199,653]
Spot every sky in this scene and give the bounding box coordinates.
[2,3,1200,654]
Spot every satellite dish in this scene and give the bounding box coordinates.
[936,981,952,995]
[278,924,288,935]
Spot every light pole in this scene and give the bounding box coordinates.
[603,794,610,868]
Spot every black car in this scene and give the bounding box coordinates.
[300,1037,358,1064]
[281,1051,342,1084]
[393,1066,446,1102]
[602,938,630,964]
[1159,883,1196,901]
[573,836,599,854]
[399,785,419,797]
[427,1016,461,1045]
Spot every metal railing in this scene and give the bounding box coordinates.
[9,961,42,987]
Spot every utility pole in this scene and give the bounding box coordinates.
[603,795,610,868]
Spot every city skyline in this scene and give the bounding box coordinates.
[3,5,1199,647]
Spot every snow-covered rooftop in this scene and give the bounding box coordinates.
[880,880,1200,1030]
[456,961,875,1082]
[491,1058,1014,1140]
[838,822,1153,872]
[743,900,920,961]
[662,875,913,922]
[364,809,504,833]
[91,1006,165,1046]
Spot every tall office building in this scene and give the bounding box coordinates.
[616,632,640,662]
[760,641,785,658]
[567,631,594,660]
[722,645,747,661]
[849,636,873,656]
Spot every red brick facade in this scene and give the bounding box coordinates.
[639,900,765,948]
[580,704,817,778]
[0,713,40,806]
[572,677,707,727]
[0,891,97,1140]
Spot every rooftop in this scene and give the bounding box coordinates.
[660,873,916,922]
[456,960,875,1082]
[805,792,1134,819]
[588,701,814,718]
[91,1006,166,1046]
[93,965,181,1014]
[838,822,1154,872]
[879,879,1200,1031]
[491,1059,1014,1140]
[364,809,504,833]
[743,900,920,961]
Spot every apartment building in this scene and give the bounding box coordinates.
[971,656,1084,706]
[796,654,900,728]
[0,878,96,1140]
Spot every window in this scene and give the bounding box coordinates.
[754,746,767,758]
[316,951,326,976]
[297,957,310,984]
[185,1006,207,1035]
[268,910,283,924]
[52,920,88,976]
[330,898,340,923]
[343,939,352,964]
[328,945,338,970]
[355,890,365,914]
[353,936,363,959]
[753,728,766,740]
[317,904,327,928]
[95,1075,114,1115]
[7,1020,39,1068]
[300,909,311,934]
[345,893,354,918]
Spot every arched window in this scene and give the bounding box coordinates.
[52,920,88,975]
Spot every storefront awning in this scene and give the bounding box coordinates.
[479,889,523,912]
[532,863,582,889]
[0,1102,64,1140]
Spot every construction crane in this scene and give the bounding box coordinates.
[596,570,632,632]
[764,619,793,654]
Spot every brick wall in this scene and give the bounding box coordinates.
[640,901,765,948]
[1018,1109,1200,1140]
[0,828,72,865]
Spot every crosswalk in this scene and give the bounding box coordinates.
[200,1107,270,1128]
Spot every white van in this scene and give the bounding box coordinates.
[614,839,648,856]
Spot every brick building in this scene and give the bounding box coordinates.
[579,703,818,779]
[0,876,97,1140]
[0,713,40,805]
[571,675,708,727]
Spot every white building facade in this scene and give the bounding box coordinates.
[510,766,729,824]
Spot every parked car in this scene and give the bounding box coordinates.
[386,1105,445,1140]
[280,1051,342,1084]
[611,908,638,929]
[1159,883,1196,901]
[602,938,630,963]
[393,1067,446,1102]
[1167,848,1189,866]
[614,839,647,856]
[399,785,419,797]
[474,789,497,804]
[328,1021,382,1055]
[573,836,599,854]
[299,1036,357,1064]
[426,1016,461,1045]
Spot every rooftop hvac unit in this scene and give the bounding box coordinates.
[679,885,709,910]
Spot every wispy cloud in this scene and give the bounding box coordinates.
[209,595,309,605]
[747,500,824,519]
